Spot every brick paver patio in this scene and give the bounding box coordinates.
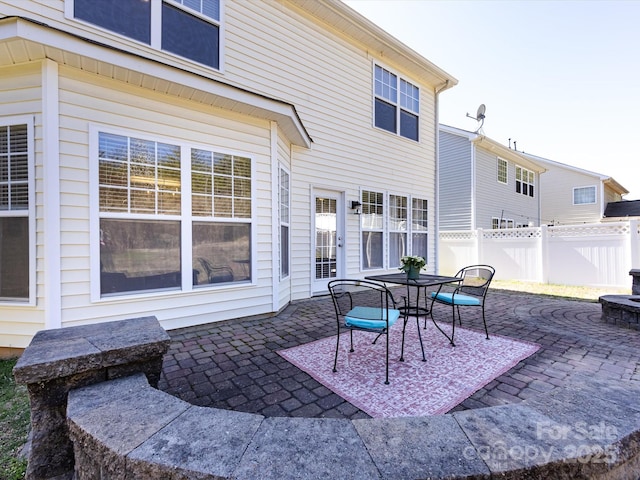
[158,288,640,419]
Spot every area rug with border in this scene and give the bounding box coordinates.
[277,320,540,418]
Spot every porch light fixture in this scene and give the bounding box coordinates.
[351,200,362,215]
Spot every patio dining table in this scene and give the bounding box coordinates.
[364,272,461,345]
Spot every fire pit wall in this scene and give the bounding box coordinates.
[599,269,640,331]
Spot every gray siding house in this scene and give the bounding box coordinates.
[439,125,545,231]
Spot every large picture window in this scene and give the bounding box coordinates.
[374,65,419,141]
[0,121,32,302]
[73,0,221,69]
[98,130,251,296]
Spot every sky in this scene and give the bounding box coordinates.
[344,0,640,200]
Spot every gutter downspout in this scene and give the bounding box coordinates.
[434,80,450,274]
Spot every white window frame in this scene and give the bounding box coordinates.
[279,165,290,280]
[65,0,224,71]
[89,125,254,301]
[0,116,35,305]
[373,63,420,141]
[515,165,535,197]
[573,185,597,205]
[497,157,508,184]
[360,189,428,270]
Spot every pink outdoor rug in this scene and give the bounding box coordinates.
[278,321,540,418]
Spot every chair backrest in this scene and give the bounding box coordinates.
[456,265,495,299]
[327,279,397,318]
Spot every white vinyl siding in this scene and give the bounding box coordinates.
[536,158,604,225]
[59,68,271,329]
[0,0,445,343]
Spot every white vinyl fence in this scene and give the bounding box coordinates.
[438,220,640,289]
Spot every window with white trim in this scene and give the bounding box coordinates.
[573,186,596,205]
[388,195,407,269]
[497,158,508,184]
[515,166,535,197]
[361,190,384,269]
[98,131,251,296]
[361,191,428,270]
[492,217,514,229]
[72,0,221,69]
[374,65,420,141]
[0,120,32,302]
[411,198,428,259]
[279,167,290,279]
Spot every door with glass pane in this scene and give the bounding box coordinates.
[312,190,344,294]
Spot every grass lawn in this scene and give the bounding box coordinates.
[0,358,29,480]
[491,279,631,302]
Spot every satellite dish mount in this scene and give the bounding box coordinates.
[466,104,486,132]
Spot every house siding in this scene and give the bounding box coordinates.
[439,130,472,230]
[0,1,451,346]
[539,165,602,225]
[475,148,539,229]
[56,67,277,330]
[0,63,45,349]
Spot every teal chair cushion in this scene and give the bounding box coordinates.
[345,306,400,329]
[431,292,481,306]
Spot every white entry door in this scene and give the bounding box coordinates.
[312,190,344,295]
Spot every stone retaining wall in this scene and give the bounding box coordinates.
[15,317,640,480]
[12,317,170,480]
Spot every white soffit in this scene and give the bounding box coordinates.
[0,17,312,148]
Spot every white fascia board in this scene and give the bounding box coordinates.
[0,17,312,148]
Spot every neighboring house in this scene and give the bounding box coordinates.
[438,125,545,231]
[522,153,629,225]
[0,0,457,352]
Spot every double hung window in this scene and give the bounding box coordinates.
[279,167,290,279]
[497,158,508,184]
[515,166,535,197]
[374,65,420,141]
[573,186,596,205]
[0,119,32,302]
[98,130,251,296]
[361,190,428,270]
[72,0,221,69]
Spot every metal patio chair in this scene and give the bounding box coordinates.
[328,279,423,385]
[429,265,495,345]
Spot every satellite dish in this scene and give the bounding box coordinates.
[476,104,486,120]
[466,104,486,133]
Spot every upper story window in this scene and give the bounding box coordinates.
[73,0,221,69]
[0,119,34,303]
[497,158,508,184]
[515,166,534,197]
[573,186,596,205]
[374,65,420,141]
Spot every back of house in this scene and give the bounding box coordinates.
[0,0,456,352]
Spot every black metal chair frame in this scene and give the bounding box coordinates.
[328,279,425,385]
[428,265,495,346]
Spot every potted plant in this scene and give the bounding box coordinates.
[399,255,426,280]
